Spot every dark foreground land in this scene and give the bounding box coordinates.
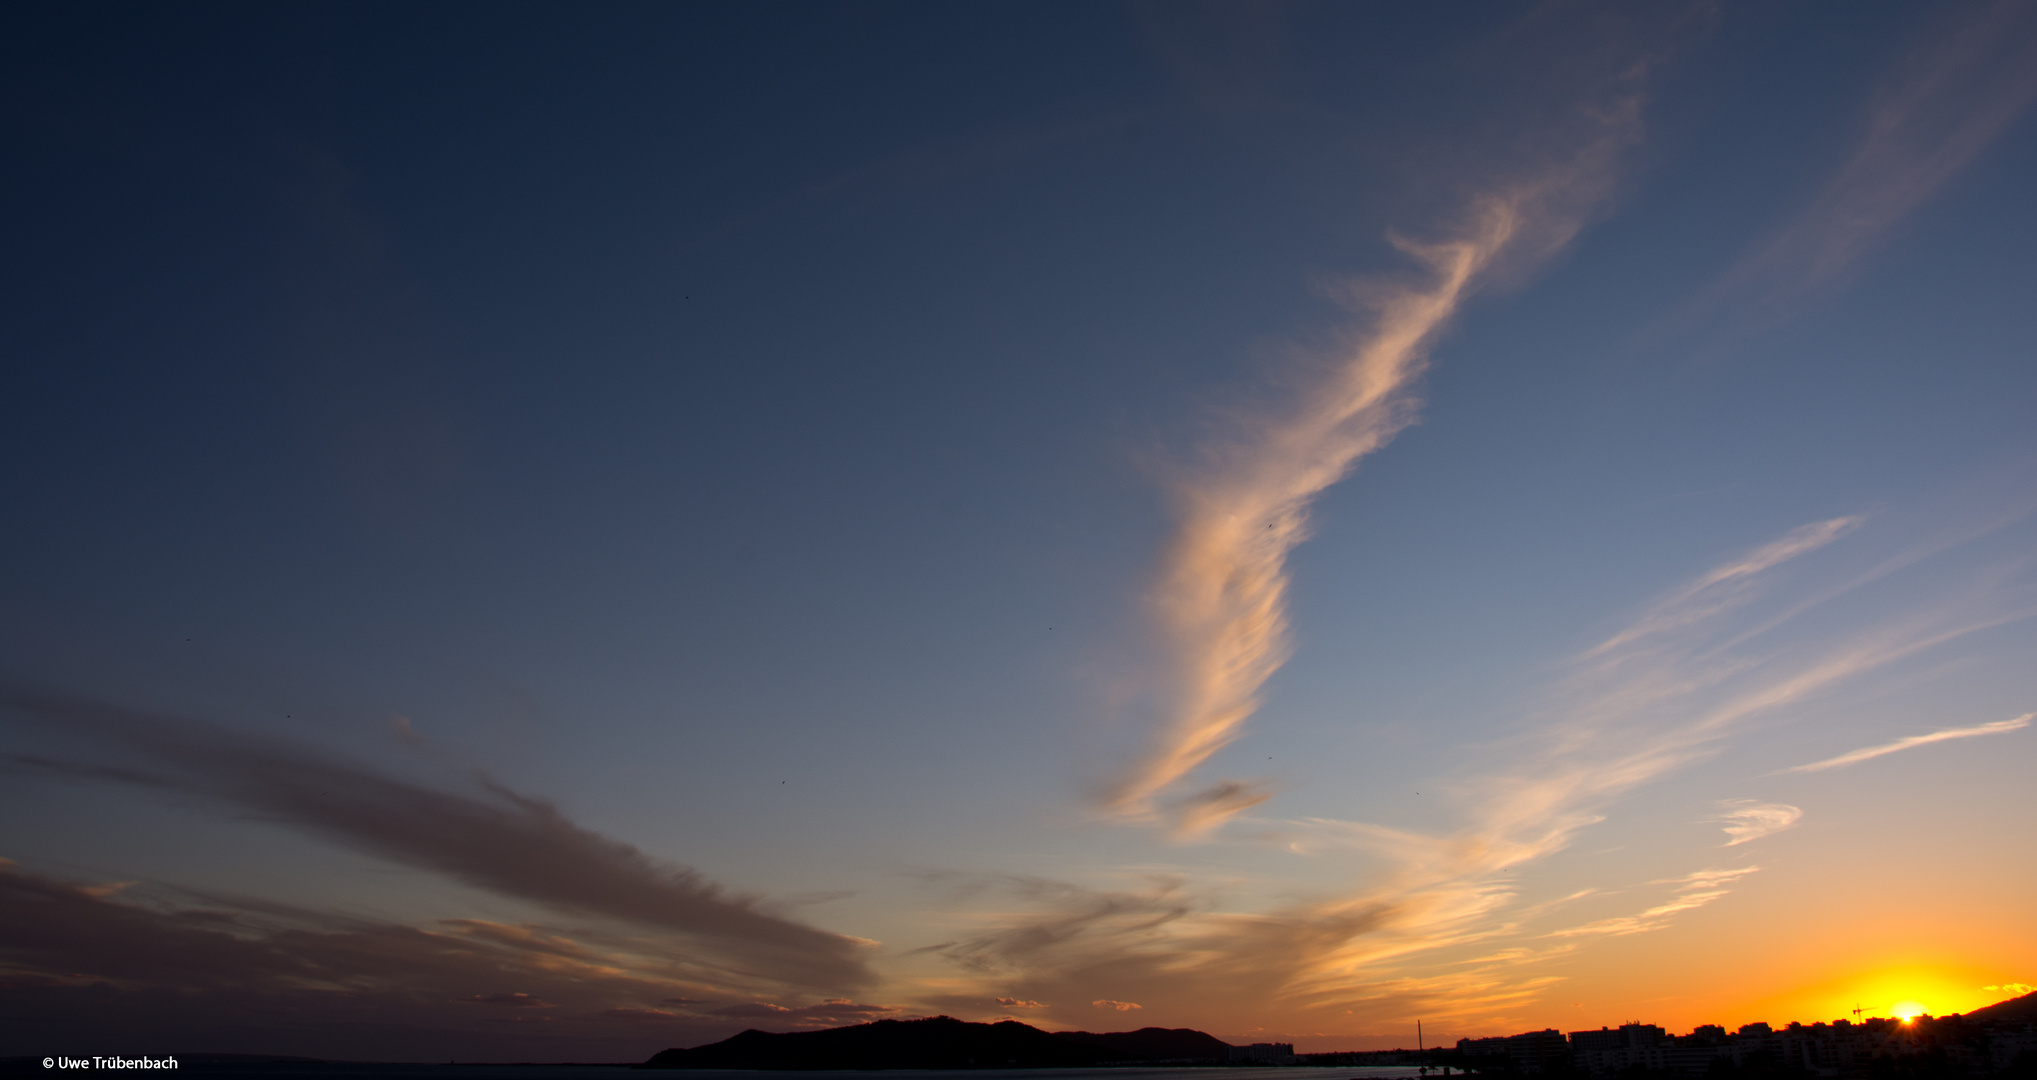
[1441,991,2037,1080]
[641,1018,1231,1070]
[642,992,2037,1078]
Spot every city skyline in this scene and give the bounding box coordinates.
[3,0,2035,1062]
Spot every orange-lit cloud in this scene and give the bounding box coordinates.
[1037,5,2037,1027]
[1777,714,2031,774]
[943,496,2033,1038]
[1105,36,1660,836]
[1711,801,1802,847]
[1548,868,1762,939]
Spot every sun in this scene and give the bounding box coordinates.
[1891,1001,1927,1022]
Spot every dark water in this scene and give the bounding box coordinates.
[3,1065,1437,1080]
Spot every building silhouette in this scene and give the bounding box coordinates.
[1227,1042,1298,1065]
[1448,1011,2037,1077]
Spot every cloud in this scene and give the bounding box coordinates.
[711,999,897,1024]
[995,997,1045,1009]
[594,1007,680,1022]
[933,874,1196,977]
[1173,779,1279,837]
[1710,801,1803,847]
[932,8,2037,1033]
[873,5,2037,1043]
[1235,521,1928,970]
[1105,10,1676,836]
[1777,714,2031,774]
[0,857,907,1057]
[936,497,2034,1037]
[1667,0,2037,337]
[925,867,1545,1034]
[390,714,425,747]
[1984,983,2034,997]
[0,860,755,1060]
[469,993,553,1008]
[1583,518,1861,659]
[1548,868,1762,938]
[1093,999,1144,1011]
[0,685,874,992]
[711,1002,793,1017]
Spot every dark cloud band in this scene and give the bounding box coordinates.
[1,685,873,991]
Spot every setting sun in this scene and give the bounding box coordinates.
[1892,1001,1928,1022]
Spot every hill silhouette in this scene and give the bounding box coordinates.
[641,1016,1232,1069]
[1052,1026,1234,1061]
[1964,989,2037,1026]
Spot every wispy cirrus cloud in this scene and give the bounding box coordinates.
[1547,868,1762,939]
[1583,517,1861,660]
[1286,512,2027,997]
[0,685,875,992]
[1777,713,2031,775]
[916,1,2037,1044]
[1711,801,1803,847]
[1668,0,2037,338]
[971,1,2037,1032]
[1105,12,1678,836]
[944,503,2032,1036]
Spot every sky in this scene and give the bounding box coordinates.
[3,0,2036,1064]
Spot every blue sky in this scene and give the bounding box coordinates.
[3,0,2035,1062]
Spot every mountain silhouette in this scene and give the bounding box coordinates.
[1052,1026,1235,1061]
[641,1016,1232,1069]
[1965,989,2037,1026]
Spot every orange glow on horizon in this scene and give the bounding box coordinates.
[1714,958,2028,1031]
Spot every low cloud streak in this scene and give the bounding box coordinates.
[0,860,757,1059]
[1778,714,2031,775]
[0,686,874,992]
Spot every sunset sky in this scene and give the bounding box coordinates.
[3,0,2036,1063]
